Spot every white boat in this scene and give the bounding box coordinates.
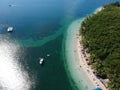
[39,58,44,65]
[7,27,13,32]
[47,54,50,57]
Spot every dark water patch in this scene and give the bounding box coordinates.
[19,35,72,90]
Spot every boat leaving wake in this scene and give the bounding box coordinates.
[0,35,32,90]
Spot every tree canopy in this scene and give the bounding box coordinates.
[80,2,120,90]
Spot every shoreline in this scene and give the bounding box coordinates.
[65,7,108,90]
[76,35,108,90]
[65,18,94,90]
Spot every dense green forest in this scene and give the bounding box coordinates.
[80,2,120,90]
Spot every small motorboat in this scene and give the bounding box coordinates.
[7,27,13,32]
[47,54,50,57]
[39,58,44,65]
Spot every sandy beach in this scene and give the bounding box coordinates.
[64,7,108,90]
[65,18,94,90]
[65,18,107,90]
[76,34,107,90]
[65,13,107,90]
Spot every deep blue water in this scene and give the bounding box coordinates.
[0,0,120,90]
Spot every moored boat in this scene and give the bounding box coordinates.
[7,27,13,32]
[39,58,44,65]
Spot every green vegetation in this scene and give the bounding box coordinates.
[80,2,120,90]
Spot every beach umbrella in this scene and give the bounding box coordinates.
[93,87,102,90]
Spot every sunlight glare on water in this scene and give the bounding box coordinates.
[0,36,32,90]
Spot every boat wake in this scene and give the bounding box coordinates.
[0,36,32,90]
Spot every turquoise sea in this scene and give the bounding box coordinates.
[0,0,119,90]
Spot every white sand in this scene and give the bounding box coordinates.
[65,18,107,90]
[65,18,94,90]
[77,36,107,90]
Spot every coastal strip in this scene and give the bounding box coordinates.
[65,18,94,90]
[65,7,108,90]
[77,34,107,90]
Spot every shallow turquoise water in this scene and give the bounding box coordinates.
[0,0,120,90]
